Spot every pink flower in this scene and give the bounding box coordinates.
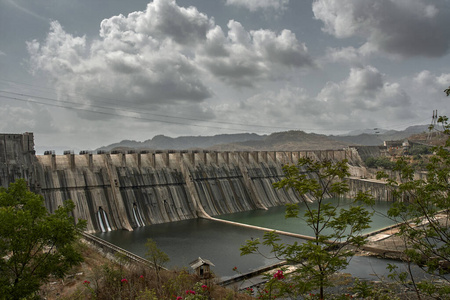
[140,275,144,279]
[185,290,195,295]
[176,297,183,300]
[274,269,284,280]
[83,280,90,285]
[121,278,128,283]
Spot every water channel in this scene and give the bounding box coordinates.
[95,199,413,280]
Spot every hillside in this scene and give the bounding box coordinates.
[208,131,350,150]
[329,125,430,146]
[96,133,264,152]
[93,124,433,153]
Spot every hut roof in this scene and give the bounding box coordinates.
[189,257,215,269]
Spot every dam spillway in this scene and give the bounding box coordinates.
[1,133,392,233]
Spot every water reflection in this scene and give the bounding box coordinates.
[217,199,396,236]
[95,218,302,279]
[95,200,398,280]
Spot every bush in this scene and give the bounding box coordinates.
[364,156,396,169]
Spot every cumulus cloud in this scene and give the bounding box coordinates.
[413,70,450,90]
[28,1,214,110]
[323,46,368,67]
[225,0,289,12]
[313,0,450,58]
[0,103,56,133]
[210,85,317,132]
[27,0,312,119]
[407,70,450,113]
[198,20,313,87]
[210,74,412,134]
[315,66,413,128]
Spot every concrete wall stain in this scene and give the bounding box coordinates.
[1,133,394,233]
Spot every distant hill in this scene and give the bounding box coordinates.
[96,133,264,152]
[330,125,430,146]
[93,124,433,153]
[208,131,350,151]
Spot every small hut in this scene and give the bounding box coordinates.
[189,257,215,279]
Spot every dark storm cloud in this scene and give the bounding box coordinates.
[313,0,450,58]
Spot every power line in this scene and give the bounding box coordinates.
[0,78,436,134]
[0,93,281,133]
[0,79,299,131]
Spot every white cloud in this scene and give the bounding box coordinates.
[0,50,6,56]
[324,47,366,66]
[225,0,289,12]
[0,103,56,133]
[313,0,450,58]
[27,0,215,114]
[27,0,313,115]
[197,20,313,87]
[407,70,450,112]
[99,0,212,47]
[413,70,450,89]
[210,85,320,132]
[316,66,413,128]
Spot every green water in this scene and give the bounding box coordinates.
[216,198,396,236]
[96,199,397,279]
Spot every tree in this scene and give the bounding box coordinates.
[377,110,449,298]
[145,238,169,285]
[0,179,86,300]
[241,157,374,299]
[444,85,450,97]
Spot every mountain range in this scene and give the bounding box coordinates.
[94,124,432,153]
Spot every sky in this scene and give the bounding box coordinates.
[0,0,449,151]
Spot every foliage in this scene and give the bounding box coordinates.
[240,157,374,299]
[77,261,251,300]
[408,144,432,156]
[445,86,450,97]
[0,179,86,300]
[145,238,169,270]
[364,156,396,169]
[377,114,450,299]
[350,278,373,298]
[182,281,211,300]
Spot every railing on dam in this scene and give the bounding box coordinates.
[80,231,166,270]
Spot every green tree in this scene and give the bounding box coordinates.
[377,115,449,299]
[444,85,450,97]
[364,156,396,169]
[241,158,374,299]
[0,179,86,300]
[145,238,169,285]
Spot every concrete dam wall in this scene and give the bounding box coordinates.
[2,133,392,233]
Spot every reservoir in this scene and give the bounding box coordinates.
[216,198,396,236]
[95,199,399,279]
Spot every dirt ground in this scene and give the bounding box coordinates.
[39,242,110,299]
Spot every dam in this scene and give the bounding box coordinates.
[0,132,395,234]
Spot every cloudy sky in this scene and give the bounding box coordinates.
[1,0,449,151]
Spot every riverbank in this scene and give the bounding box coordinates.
[221,217,448,291]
